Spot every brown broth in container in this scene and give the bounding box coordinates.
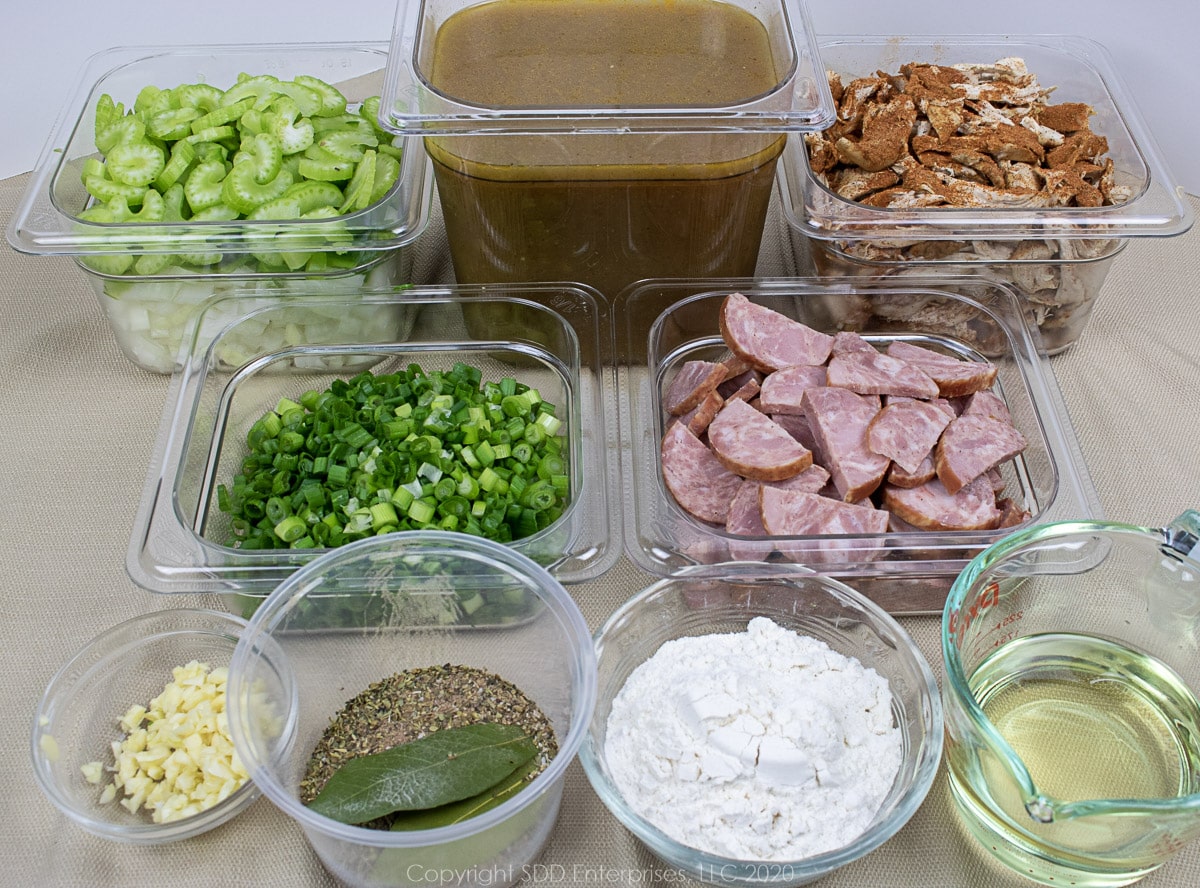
[426,0,787,362]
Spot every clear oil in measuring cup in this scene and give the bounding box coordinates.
[950,631,1200,880]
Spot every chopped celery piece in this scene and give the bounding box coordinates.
[81,76,408,287]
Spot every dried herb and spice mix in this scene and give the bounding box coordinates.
[301,664,557,830]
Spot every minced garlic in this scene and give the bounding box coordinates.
[82,660,249,824]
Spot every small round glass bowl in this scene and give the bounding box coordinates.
[227,530,596,888]
[31,608,260,844]
[579,564,943,887]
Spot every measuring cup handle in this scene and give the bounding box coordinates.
[1164,510,1200,559]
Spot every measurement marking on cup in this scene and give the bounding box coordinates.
[947,582,1002,644]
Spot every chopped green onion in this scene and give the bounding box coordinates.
[479,467,501,492]
[501,394,530,417]
[407,499,436,524]
[370,502,399,530]
[523,423,545,447]
[274,515,307,542]
[536,412,563,436]
[217,363,569,548]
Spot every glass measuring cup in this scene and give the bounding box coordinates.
[942,512,1200,887]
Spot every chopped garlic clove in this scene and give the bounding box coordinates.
[80,761,105,784]
[39,734,60,763]
[93,660,261,824]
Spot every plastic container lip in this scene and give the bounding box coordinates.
[72,248,388,281]
[378,0,835,135]
[7,42,432,256]
[128,284,620,594]
[782,34,1194,241]
[615,277,1103,597]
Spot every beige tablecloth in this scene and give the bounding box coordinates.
[2,168,1199,888]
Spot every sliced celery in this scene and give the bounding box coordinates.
[82,78,407,283]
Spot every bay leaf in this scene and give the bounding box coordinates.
[307,722,536,825]
[389,755,541,831]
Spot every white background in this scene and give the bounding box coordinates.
[3,0,1197,194]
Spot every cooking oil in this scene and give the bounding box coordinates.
[975,632,1200,802]
[947,631,1200,887]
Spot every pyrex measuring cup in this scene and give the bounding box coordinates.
[942,512,1200,887]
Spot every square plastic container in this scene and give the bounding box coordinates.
[75,246,425,373]
[379,0,834,359]
[7,43,433,373]
[778,35,1193,355]
[616,278,1103,615]
[128,283,619,606]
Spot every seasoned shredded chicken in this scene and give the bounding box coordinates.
[804,58,1128,353]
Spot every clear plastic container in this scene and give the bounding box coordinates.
[784,220,1128,356]
[78,247,421,373]
[6,43,433,372]
[616,277,1103,615]
[379,0,834,358]
[128,284,619,602]
[777,35,1194,354]
[580,565,942,886]
[226,531,597,888]
[31,609,270,844]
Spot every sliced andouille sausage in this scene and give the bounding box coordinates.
[720,353,752,379]
[668,389,725,437]
[832,330,878,355]
[726,481,766,534]
[717,365,763,399]
[936,413,1028,494]
[888,394,957,418]
[707,397,813,481]
[771,413,818,454]
[886,511,925,533]
[826,348,940,399]
[962,389,1012,424]
[660,421,744,524]
[759,488,889,564]
[724,376,762,405]
[885,340,998,397]
[725,481,775,562]
[996,496,1032,528]
[719,293,834,371]
[881,475,1003,531]
[723,472,833,563]
[763,463,831,493]
[759,365,827,414]
[886,455,936,488]
[760,487,890,535]
[801,386,890,503]
[866,398,953,473]
[664,359,728,415]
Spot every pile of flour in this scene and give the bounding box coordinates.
[604,616,902,860]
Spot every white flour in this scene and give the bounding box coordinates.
[604,616,902,860]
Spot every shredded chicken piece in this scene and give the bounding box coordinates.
[806,56,1121,210]
[804,56,1129,354]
